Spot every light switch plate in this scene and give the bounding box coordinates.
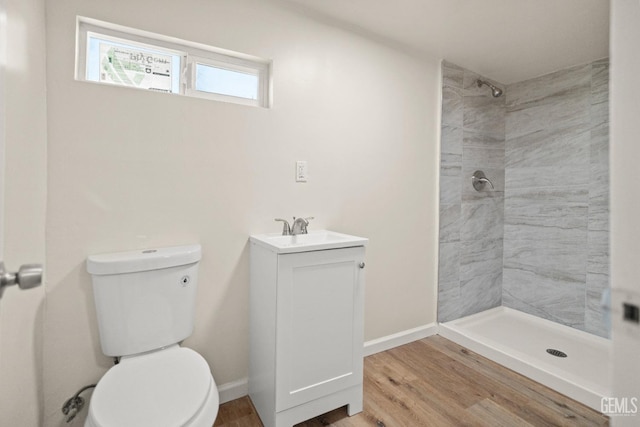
[296,161,308,182]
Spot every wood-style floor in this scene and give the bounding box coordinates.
[213,335,609,427]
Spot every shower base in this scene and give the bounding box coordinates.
[439,306,611,411]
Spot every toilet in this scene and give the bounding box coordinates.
[85,244,219,427]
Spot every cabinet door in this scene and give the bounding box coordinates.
[275,247,365,412]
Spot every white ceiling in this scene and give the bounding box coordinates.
[282,0,609,84]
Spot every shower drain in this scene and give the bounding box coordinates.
[546,348,568,358]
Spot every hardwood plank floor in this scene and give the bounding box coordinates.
[213,335,609,427]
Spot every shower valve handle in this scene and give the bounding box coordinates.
[476,177,494,189]
[471,170,495,191]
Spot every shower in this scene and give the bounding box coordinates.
[439,60,611,412]
[476,79,503,97]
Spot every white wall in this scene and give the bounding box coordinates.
[610,0,640,425]
[0,0,47,425]
[42,0,441,425]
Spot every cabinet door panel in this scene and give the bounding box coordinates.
[275,247,364,411]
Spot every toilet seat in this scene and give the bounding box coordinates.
[86,346,218,427]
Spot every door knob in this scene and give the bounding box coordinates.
[0,262,43,291]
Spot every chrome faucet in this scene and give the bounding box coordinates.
[274,218,292,235]
[291,217,314,235]
[274,217,314,235]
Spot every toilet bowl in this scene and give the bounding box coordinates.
[85,245,219,427]
[85,346,219,427]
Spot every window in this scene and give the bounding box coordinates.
[194,60,258,100]
[85,33,183,94]
[186,55,269,105]
[76,17,271,107]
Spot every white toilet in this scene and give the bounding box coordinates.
[85,244,219,427]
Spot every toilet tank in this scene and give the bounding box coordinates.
[87,245,201,357]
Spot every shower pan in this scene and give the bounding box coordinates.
[439,307,610,411]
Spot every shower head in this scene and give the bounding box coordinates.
[476,79,503,98]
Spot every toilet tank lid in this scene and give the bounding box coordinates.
[87,244,201,275]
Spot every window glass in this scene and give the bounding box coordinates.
[195,63,259,100]
[86,35,182,94]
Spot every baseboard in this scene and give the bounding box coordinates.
[219,323,438,404]
[363,322,438,357]
[218,377,249,404]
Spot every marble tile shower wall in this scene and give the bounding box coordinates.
[438,62,506,322]
[503,60,610,338]
[438,59,609,338]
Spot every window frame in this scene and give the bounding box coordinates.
[76,17,272,108]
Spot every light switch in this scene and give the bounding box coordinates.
[296,161,308,182]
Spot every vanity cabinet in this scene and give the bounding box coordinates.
[249,234,366,427]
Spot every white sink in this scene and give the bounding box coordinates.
[249,230,368,254]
